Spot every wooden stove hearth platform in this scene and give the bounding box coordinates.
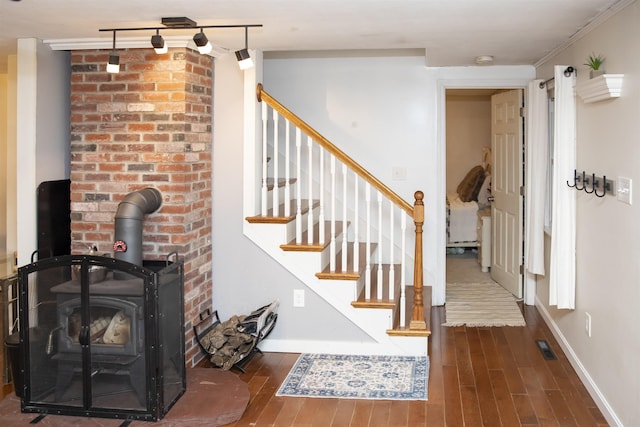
[0,368,249,426]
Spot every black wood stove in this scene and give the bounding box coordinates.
[17,254,185,422]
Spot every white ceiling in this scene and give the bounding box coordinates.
[0,0,628,73]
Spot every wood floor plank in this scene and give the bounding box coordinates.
[407,400,427,426]
[489,369,522,426]
[520,367,561,427]
[271,397,305,427]
[467,327,502,426]
[331,399,356,426]
[546,389,579,427]
[253,396,286,427]
[459,384,483,425]
[369,400,392,426]
[512,393,539,425]
[313,399,339,426]
[425,402,446,426]
[491,328,528,395]
[387,400,410,427]
[350,400,374,427]
[478,327,502,370]
[442,364,464,426]
[454,328,475,386]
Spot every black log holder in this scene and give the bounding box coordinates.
[194,301,278,373]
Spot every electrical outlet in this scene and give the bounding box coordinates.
[585,312,592,337]
[293,289,305,307]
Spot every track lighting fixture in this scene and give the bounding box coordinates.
[235,27,254,70]
[193,29,212,54]
[151,30,168,54]
[99,18,262,71]
[106,31,120,73]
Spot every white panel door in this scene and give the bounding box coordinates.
[491,89,523,298]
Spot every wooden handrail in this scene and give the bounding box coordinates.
[257,83,413,217]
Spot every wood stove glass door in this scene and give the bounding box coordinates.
[86,294,147,411]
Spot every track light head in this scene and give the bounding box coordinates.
[193,29,212,54]
[151,32,168,54]
[107,52,120,73]
[235,26,254,70]
[106,30,120,73]
[235,48,253,70]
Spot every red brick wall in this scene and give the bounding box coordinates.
[69,47,212,366]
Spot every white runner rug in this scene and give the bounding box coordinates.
[443,282,526,327]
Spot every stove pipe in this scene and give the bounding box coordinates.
[113,188,162,268]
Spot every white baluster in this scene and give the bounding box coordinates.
[400,213,407,328]
[365,183,371,300]
[261,102,268,216]
[352,176,359,273]
[284,119,291,217]
[377,192,383,300]
[318,149,325,244]
[307,136,314,244]
[272,109,280,217]
[330,156,336,272]
[341,164,348,272]
[295,129,302,244]
[389,200,395,300]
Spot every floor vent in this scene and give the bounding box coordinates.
[536,339,557,360]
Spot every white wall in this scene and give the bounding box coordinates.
[264,53,533,304]
[446,93,491,193]
[535,2,640,425]
[0,73,7,258]
[210,51,534,350]
[2,55,17,262]
[211,53,372,344]
[15,39,69,266]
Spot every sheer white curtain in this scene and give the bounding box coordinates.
[525,79,548,276]
[550,65,576,309]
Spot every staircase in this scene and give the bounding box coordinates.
[242,84,430,356]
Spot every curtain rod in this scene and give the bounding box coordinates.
[539,66,575,89]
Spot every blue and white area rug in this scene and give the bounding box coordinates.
[276,354,429,400]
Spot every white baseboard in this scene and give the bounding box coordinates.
[534,297,622,427]
[259,337,426,356]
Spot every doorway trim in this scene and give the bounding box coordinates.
[436,77,535,306]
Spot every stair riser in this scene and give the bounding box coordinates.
[284,205,319,243]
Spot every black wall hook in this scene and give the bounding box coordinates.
[567,169,585,190]
[584,173,596,194]
[567,169,615,197]
[593,175,613,198]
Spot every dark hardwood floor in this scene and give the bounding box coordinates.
[219,303,608,426]
[0,303,609,426]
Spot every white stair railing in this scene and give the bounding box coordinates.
[256,84,427,331]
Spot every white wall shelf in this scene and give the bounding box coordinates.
[575,74,624,103]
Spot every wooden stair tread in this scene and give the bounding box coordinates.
[315,242,377,280]
[351,264,401,309]
[386,285,431,337]
[265,177,297,190]
[246,199,319,224]
[280,221,346,252]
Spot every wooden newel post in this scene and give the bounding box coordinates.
[410,190,427,330]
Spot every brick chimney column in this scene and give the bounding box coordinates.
[69,48,213,366]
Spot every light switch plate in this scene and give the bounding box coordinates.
[617,176,632,205]
[392,167,407,181]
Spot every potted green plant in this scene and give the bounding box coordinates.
[584,53,605,78]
